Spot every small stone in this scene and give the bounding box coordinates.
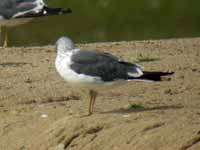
[40,114,48,118]
[122,114,130,118]
[54,143,65,150]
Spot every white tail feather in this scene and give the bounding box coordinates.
[127,67,143,77]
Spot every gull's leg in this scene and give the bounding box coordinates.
[0,26,1,46]
[88,90,94,115]
[0,26,2,47]
[88,90,98,115]
[3,26,8,47]
[91,90,98,113]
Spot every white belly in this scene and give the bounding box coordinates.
[55,55,102,85]
[55,52,128,91]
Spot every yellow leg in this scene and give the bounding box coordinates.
[88,90,98,115]
[91,91,97,113]
[88,90,94,115]
[3,26,8,48]
[0,26,2,46]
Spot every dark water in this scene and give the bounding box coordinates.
[5,0,200,46]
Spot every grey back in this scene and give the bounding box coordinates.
[71,50,134,82]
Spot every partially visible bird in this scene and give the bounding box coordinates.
[55,36,174,115]
[0,0,72,47]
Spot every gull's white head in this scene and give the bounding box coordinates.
[56,36,75,54]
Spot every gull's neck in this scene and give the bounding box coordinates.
[57,52,69,58]
[57,48,79,58]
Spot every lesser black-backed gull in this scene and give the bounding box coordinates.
[55,36,174,115]
[0,0,71,47]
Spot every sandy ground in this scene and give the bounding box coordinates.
[0,38,200,150]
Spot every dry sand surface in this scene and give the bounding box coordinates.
[0,38,200,150]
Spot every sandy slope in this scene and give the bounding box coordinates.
[0,38,200,150]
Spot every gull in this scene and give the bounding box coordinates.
[55,36,174,115]
[0,0,71,47]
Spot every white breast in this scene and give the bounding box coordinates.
[55,50,102,85]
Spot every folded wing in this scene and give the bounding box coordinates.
[0,0,71,19]
[71,50,143,82]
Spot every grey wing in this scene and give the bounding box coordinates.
[72,50,119,63]
[0,0,40,19]
[71,50,143,82]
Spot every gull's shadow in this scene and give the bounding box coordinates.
[101,105,183,114]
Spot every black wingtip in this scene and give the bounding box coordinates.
[61,8,72,14]
[15,7,72,19]
[43,6,72,16]
[131,71,175,82]
[143,71,174,81]
[159,71,174,76]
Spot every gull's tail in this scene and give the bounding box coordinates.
[129,71,174,81]
[42,6,72,16]
[120,61,174,82]
[15,7,72,18]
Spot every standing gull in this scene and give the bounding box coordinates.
[0,0,71,47]
[55,36,174,115]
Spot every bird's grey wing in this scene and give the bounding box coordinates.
[0,0,39,19]
[72,50,119,64]
[71,50,143,82]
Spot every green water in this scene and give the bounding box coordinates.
[6,0,200,46]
